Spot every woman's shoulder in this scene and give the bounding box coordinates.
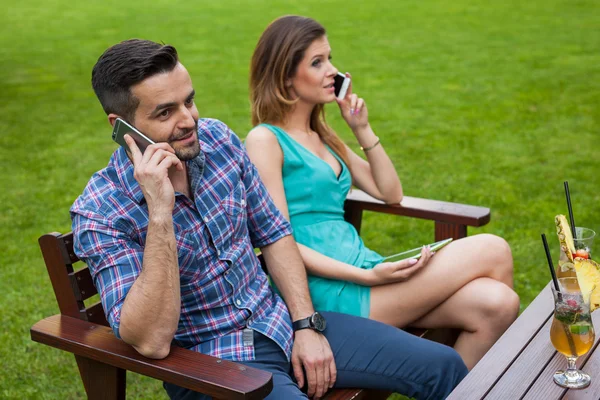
[246,124,280,147]
[247,124,277,139]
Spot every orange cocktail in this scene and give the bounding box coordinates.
[550,277,595,389]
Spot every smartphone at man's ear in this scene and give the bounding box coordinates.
[112,118,155,154]
[333,72,351,100]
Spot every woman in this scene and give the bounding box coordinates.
[246,15,519,370]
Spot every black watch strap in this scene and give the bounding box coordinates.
[292,317,312,332]
[292,312,326,332]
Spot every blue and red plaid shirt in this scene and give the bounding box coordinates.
[71,118,294,361]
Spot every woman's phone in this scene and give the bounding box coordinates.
[333,72,351,100]
[382,238,453,263]
[112,118,155,154]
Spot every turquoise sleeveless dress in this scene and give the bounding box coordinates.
[259,124,384,317]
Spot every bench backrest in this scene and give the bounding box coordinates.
[38,232,271,325]
[39,232,108,326]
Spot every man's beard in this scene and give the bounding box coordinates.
[168,121,200,161]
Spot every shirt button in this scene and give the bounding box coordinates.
[241,199,246,206]
[236,299,241,306]
[203,216,209,223]
[217,249,221,256]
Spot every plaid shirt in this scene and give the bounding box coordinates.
[71,118,294,361]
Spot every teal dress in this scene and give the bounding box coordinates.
[260,124,384,317]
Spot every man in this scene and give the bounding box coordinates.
[71,39,467,400]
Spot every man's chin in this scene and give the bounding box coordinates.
[175,144,201,161]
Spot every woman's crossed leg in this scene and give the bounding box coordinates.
[370,233,520,369]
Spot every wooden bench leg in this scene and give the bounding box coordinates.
[76,355,126,400]
[435,221,467,241]
[344,206,363,234]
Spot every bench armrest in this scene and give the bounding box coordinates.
[344,189,491,239]
[345,189,490,226]
[31,315,272,400]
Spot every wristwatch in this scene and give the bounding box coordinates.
[292,312,327,333]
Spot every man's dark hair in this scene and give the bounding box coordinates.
[92,39,179,122]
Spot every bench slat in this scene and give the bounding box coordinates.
[70,268,97,301]
[484,317,555,399]
[83,301,108,326]
[60,232,80,265]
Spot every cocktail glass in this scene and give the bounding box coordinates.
[550,277,595,389]
[557,227,596,279]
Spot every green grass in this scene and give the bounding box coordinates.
[1,0,599,398]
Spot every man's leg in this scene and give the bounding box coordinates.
[322,311,468,400]
[164,331,306,400]
[236,331,307,400]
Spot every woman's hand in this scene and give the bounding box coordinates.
[335,72,369,132]
[365,246,433,286]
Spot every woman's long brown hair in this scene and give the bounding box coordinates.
[249,15,351,172]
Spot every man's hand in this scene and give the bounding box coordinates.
[291,329,337,399]
[124,135,183,214]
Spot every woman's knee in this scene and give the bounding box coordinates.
[480,234,512,266]
[468,234,514,281]
[476,280,520,325]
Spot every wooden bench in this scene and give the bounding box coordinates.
[31,189,490,399]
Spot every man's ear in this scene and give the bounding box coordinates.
[107,113,120,127]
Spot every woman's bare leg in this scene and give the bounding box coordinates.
[369,234,519,369]
[408,278,519,368]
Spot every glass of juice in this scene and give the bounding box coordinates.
[574,227,596,258]
[550,277,595,388]
[557,227,596,279]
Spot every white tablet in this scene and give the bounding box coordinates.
[382,238,453,263]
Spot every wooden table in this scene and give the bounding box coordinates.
[447,282,600,400]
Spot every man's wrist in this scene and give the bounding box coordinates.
[292,311,327,332]
[148,211,174,229]
[290,310,315,324]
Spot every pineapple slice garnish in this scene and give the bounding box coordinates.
[555,214,576,262]
[574,258,600,312]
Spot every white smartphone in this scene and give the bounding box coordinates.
[382,238,453,263]
[333,72,351,100]
[112,118,155,154]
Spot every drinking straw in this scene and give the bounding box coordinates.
[542,233,560,291]
[564,181,578,240]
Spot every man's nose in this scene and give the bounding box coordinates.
[178,107,197,129]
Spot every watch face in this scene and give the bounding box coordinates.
[311,312,327,332]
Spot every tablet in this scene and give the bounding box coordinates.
[382,238,453,263]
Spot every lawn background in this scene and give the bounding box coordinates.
[1,0,599,398]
